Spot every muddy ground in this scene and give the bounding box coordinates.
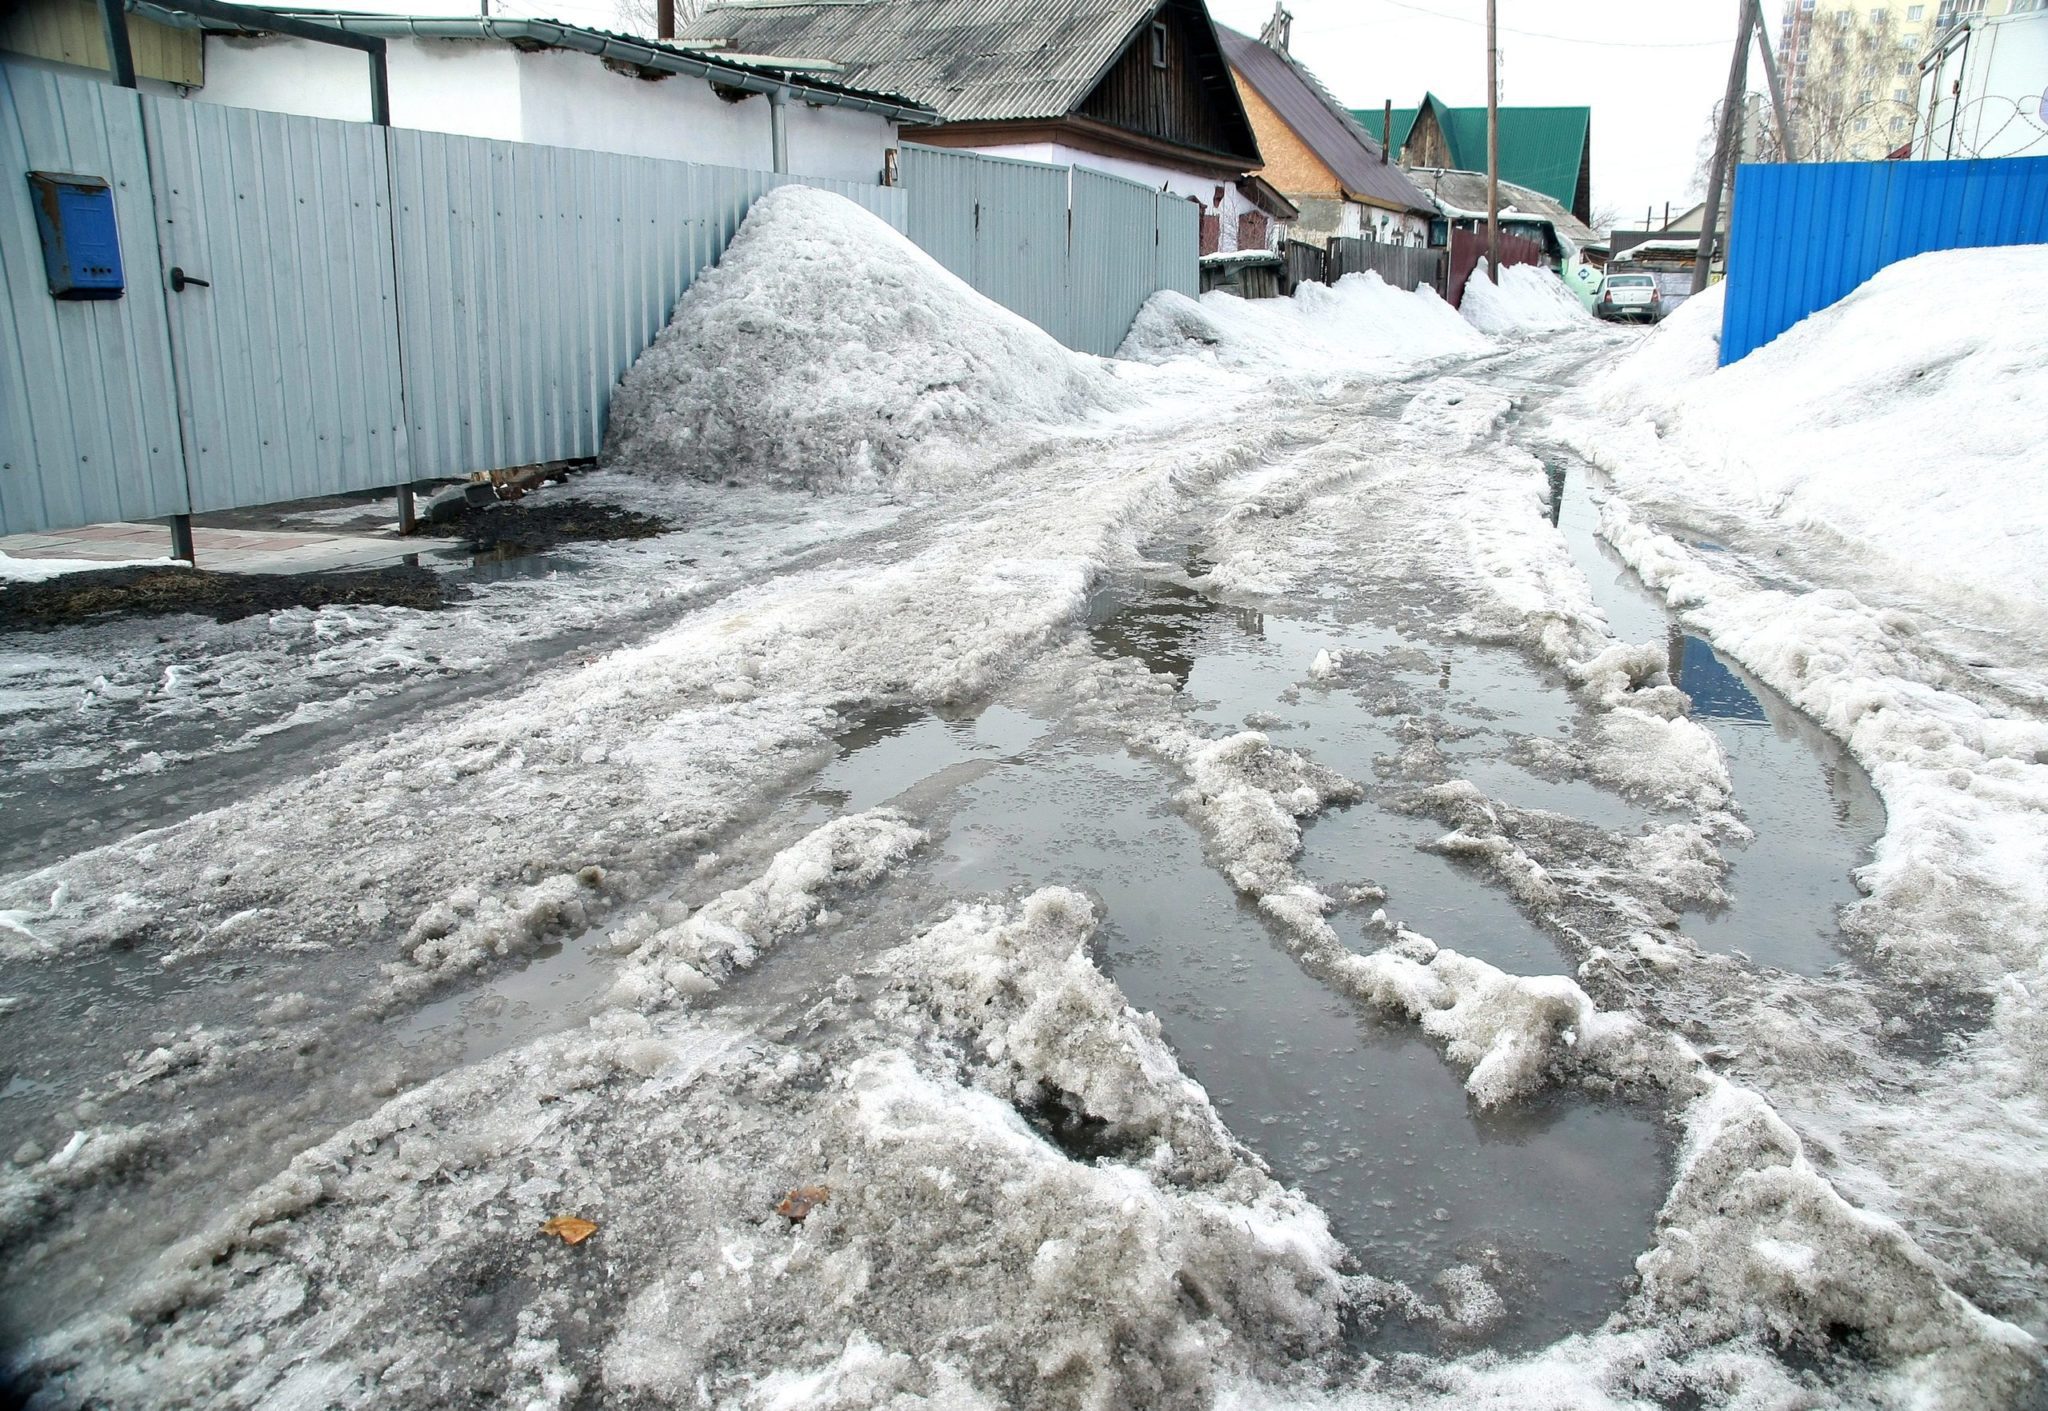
[0,564,453,632]
[417,496,670,557]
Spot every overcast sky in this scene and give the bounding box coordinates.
[1205,0,1764,228]
[359,0,1773,230]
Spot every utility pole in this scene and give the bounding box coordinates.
[1693,0,1756,295]
[1486,0,1500,280]
[1753,14,1796,160]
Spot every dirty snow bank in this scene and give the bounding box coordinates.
[602,186,1132,489]
[1119,271,1489,379]
[1560,245,2048,617]
[13,883,1350,1409]
[1459,262,1593,337]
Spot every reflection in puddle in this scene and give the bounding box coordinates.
[1091,578,1623,975]
[1554,472,1885,974]
[925,731,1666,1352]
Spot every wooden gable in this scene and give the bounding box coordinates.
[1076,0,1260,165]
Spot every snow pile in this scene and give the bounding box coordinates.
[1562,245,2048,615]
[1119,272,1490,378]
[0,550,183,581]
[882,888,1268,1190]
[610,811,926,1010]
[1459,262,1593,336]
[602,186,1130,489]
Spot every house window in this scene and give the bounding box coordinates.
[1907,3,1924,16]
[1892,115,1907,130]
[1855,116,1870,130]
[1150,22,1168,68]
[1870,6,1884,20]
[1894,86,1909,100]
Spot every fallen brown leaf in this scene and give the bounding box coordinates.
[776,1186,830,1222]
[539,1215,599,1246]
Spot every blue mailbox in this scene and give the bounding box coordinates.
[27,171,126,300]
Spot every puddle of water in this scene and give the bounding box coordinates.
[923,732,1667,1351]
[1554,471,1885,974]
[1090,579,1616,975]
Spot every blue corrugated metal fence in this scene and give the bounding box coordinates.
[1721,156,2048,364]
[901,144,1199,357]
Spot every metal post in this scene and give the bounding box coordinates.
[170,514,195,564]
[769,86,789,174]
[98,0,137,86]
[396,485,417,535]
[1753,12,1796,160]
[368,45,390,125]
[1381,99,1391,163]
[1485,0,1500,280]
[1694,0,1755,295]
[657,0,674,39]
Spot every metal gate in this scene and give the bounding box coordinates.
[0,67,187,533]
[143,95,410,513]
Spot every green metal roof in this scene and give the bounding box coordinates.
[1351,92,1588,215]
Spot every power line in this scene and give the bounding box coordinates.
[1328,0,1731,50]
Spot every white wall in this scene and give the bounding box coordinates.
[514,47,764,169]
[202,35,523,138]
[197,34,898,180]
[962,140,1271,251]
[784,102,895,185]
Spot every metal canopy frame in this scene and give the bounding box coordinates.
[102,0,390,124]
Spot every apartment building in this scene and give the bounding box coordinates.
[1776,0,2038,158]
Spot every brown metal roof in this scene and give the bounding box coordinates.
[680,0,1165,123]
[1216,24,1433,215]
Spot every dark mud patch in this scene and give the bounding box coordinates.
[0,563,453,631]
[418,498,671,557]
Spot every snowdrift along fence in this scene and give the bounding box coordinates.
[1721,155,2048,364]
[899,144,1199,358]
[1326,238,1445,295]
[1445,229,1548,309]
[0,62,903,536]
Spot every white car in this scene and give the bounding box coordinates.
[1597,271,1664,323]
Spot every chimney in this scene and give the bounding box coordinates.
[1259,3,1293,57]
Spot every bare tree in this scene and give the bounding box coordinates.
[1786,7,1919,160]
[611,0,706,40]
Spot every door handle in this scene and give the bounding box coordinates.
[169,267,210,292]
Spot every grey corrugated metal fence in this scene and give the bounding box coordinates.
[387,131,897,478]
[1326,237,1445,294]
[1720,155,2048,364]
[900,143,1199,357]
[1,67,187,533]
[0,61,905,536]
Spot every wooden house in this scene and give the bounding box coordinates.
[1218,14,1435,248]
[679,0,1281,250]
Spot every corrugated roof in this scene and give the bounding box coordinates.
[1217,25,1432,215]
[1404,166,1599,248]
[678,0,1162,123]
[1359,94,1589,215]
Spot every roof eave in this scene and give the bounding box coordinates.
[146,5,937,120]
